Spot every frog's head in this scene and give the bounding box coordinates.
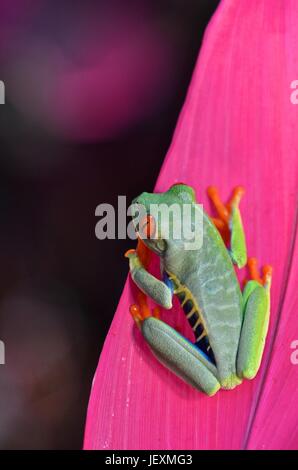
[131,183,197,256]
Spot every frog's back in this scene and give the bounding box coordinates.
[166,212,243,387]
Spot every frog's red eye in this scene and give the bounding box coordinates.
[140,215,156,239]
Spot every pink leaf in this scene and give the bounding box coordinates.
[84,0,298,449]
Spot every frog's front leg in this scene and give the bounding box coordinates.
[125,249,173,309]
[237,258,272,379]
[207,186,247,268]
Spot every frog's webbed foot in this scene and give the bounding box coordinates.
[129,292,160,328]
[243,257,272,288]
[237,257,272,380]
[207,186,247,268]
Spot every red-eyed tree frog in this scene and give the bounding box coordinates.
[125,184,272,396]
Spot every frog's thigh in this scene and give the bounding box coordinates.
[141,317,220,396]
[237,281,270,379]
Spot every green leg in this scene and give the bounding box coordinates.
[229,203,247,269]
[236,279,271,379]
[208,186,247,268]
[126,251,173,309]
[142,317,220,396]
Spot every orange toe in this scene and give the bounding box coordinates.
[247,257,272,286]
[125,248,136,258]
[129,304,143,327]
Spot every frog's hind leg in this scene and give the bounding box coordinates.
[236,258,272,380]
[142,316,220,396]
[207,186,247,268]
[130,295,220,395]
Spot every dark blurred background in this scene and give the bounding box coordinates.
[0,0,220,449]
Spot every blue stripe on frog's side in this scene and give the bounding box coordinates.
[163,271,174,294]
